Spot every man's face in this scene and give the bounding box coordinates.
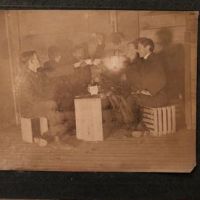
[88,42,97,57]
[138,43,150,58]
[28,53,40,72]
[54,55,62,63]
[73,48,85,60]
[96,35,104,45]
[127,43,137,59]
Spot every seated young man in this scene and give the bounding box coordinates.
[17,50,54,117]
[135,37,168,107]
[17,50,69,144]
[126,37,168,132]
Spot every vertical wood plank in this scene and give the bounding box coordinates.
[184,43,192,130]
[190,43,197,130]
[171,106,176,133]
[158,108,162,136]
[167,107,172,134]
[5,11,21,125]
[162,107,167,135]
[153,108,158,136]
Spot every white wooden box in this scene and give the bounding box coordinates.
[21,117,48,143]
[74,96,103,141]
[142,105,176,136]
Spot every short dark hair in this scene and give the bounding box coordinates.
[93,32,105,41]
[137,37,155,52]
[48,45,61,60]
[20,50,37,67]
[72,43,88,58]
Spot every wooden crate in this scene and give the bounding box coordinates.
[142,105,176,136]
[21,117,48,143]
[74,96,104,141]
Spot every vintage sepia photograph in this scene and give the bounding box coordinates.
[0,10,198,172]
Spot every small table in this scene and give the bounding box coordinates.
[74,95,104,141]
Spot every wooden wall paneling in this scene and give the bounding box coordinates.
[139,12,186,30]
[87,11,112,36]
[5,11,21,125]
[185,12,198,130]
[18,10,90,62]
[190,43,197,129]
[0,11,16,129]
[117,11,139,40]
[184,43,192,130]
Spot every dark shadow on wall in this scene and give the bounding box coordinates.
[156,27,186,128]
[156,28,185,101]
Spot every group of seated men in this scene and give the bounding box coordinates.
[16,32,184,143]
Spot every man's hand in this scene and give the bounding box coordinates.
[93,59,101,65]
[131,90,140,95]
[140,89,152,96]
[178,93,183,100]
[106,91,113,97]
[74,62,82,68]
[85,59,93,65]
[74,60,89,68]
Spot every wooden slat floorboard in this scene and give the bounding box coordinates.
[0,126,195,172]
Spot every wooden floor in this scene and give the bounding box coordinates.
[0,125,196,172]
